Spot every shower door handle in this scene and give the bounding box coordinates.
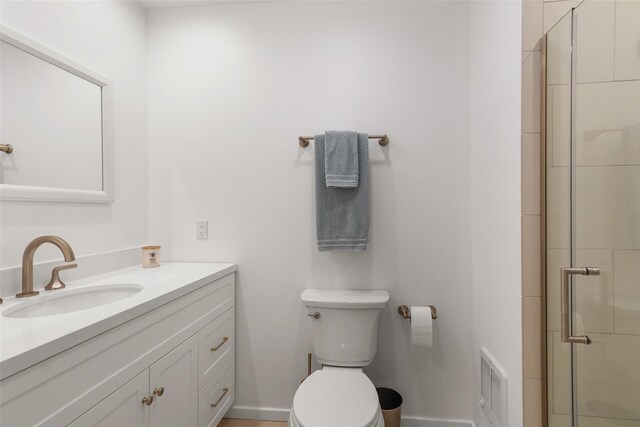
[560,267,600,344]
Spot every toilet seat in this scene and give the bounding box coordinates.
[290,367,383,427]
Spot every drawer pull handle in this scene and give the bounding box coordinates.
[211,337,229,352]
[210,387,229,408]
[142,395,154,406]
[153,387,164,397]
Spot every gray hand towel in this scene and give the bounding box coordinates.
[325,130,359,188]
[315,133,369,251]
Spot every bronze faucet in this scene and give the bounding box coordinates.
[17,236,76,298]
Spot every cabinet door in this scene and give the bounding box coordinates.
[68,370,149,427]
[149,334,198,427]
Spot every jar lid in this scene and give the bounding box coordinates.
[142,245,161,250]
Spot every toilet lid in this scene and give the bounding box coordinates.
[292,367,380,427]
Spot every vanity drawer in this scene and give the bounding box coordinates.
[198,307,234,389]
[198,357,234,427]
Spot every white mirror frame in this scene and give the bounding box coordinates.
[0,25,114,203]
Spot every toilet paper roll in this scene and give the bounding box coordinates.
[410,306,433,348]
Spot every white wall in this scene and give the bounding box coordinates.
[469,1,523,426]
[148,2,474,423]
[0,2,148,273]
[0,1,524,424]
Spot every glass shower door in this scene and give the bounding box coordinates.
[546,1,640,426]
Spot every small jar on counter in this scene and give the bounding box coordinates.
[142,246,161,268]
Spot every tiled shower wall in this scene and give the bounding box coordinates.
[521,0,581,426]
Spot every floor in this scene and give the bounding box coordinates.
[218,419,287,427]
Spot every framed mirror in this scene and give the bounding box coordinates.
[0,25,113,203]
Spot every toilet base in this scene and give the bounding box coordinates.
[288,409,385,427]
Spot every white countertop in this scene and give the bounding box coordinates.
[0,262,237,380]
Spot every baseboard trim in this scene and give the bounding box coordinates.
[226,405,289,422]
[226,405,474,427]
[401,416,475,427]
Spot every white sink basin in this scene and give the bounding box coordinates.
[3,284,143,318]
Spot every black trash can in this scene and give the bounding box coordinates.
[376,387,402,427]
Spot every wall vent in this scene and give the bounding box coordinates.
[480,347,508,426]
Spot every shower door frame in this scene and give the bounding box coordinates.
[541,9,577,424]
[540,32,549,427]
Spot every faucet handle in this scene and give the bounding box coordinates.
[44,263,77,291]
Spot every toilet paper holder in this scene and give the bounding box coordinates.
[398,304,437,320]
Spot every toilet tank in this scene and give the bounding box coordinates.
[301,289,389,367]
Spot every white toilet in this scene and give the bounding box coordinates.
[289,289,390,427]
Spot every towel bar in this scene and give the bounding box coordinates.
[398,304,437,320]
[298,134,389,148]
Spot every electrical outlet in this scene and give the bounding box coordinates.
[196,221,208,240]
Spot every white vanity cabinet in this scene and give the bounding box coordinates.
[70,335,201,427]
[148,335,199,427]
[0,271,236,427]
[68,371,150,427]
